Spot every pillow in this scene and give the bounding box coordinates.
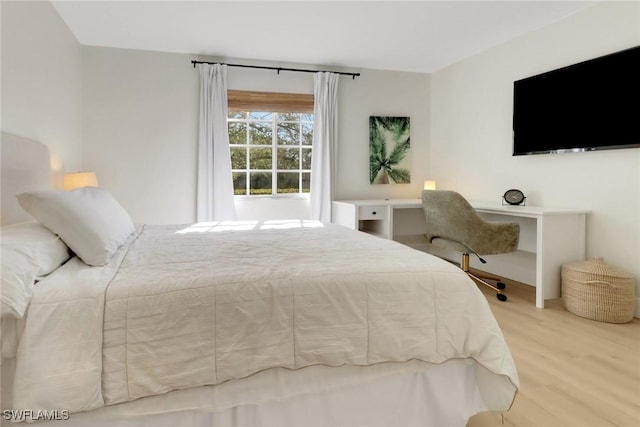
[1,221,70,277]
[1,222,70,318]
[17,187,135,266]
[1,246,39,318]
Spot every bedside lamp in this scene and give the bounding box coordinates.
[423,180,437,191]
[63,172,98,191]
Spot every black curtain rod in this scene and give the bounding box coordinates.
[191,60,360,79]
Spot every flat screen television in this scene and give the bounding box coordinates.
[512,46,640,156]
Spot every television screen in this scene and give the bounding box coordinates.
[512,46,640,156]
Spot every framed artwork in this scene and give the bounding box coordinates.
[369,116,411,184]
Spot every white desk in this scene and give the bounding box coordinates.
[332,199,588,308]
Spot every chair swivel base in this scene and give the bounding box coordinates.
[461,254,507,302]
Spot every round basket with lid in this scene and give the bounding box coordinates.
[561,257,635,323]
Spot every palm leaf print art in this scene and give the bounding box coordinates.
[369,116,411,184]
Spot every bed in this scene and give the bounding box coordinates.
[0,132,518,426]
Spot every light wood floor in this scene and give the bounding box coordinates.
[467,279,640,427]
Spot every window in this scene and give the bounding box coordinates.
[227,90,314,196]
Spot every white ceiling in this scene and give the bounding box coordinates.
[51,1,597,73]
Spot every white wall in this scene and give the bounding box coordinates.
[82,48,430,223]
[82,47,199,224]
[1,0,83,184]
[336,69,430,201]
[430,1,640,312]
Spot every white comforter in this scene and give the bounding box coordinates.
[12,221,518,414]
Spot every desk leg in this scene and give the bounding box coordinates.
[536,214,587,309]
[387,206,394,240]
[536,217,545,308]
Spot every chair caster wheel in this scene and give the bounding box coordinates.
[497,281,506,290]
[497,294,507,302]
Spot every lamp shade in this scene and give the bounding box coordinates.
[423,180,437,191]
[63,172,98,191]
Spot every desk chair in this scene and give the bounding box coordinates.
[421,190,519,302]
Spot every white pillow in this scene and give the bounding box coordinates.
[1,222,70,318]
[1,246,39,318]
[1,222,70,277]
[17,187,135,266]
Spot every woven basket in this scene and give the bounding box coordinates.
[561,257,636,323]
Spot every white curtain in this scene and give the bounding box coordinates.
[310,72,340,222]
[196,63,236,221]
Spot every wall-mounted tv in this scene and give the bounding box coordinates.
[512,46,640,156]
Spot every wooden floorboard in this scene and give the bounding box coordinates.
[467,279,640,427]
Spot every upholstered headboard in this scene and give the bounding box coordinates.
[1,132,52,226]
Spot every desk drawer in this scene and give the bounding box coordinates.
[358,205,387,220]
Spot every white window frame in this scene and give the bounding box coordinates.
[229,111,313,198]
